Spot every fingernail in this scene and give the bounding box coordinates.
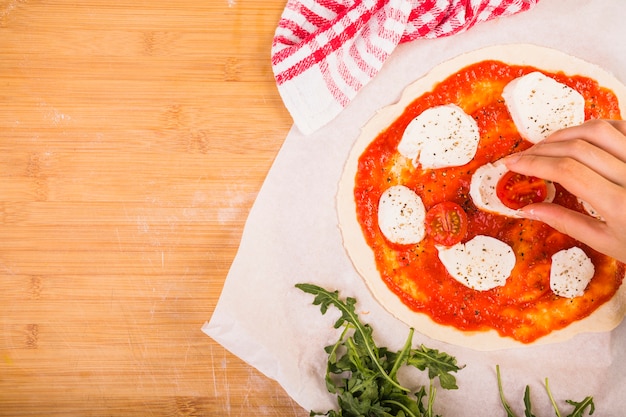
[503,152,523,165]
[519,207,539,220]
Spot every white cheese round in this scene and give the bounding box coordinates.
[398,104,480,169]
[502,72,585,144]
[377,185,426,244]
[437,235,516,291]
[550,247,595,298]
[469,159,556,218]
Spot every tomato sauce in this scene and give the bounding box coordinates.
[354,60,625,343]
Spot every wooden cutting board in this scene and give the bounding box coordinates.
[0,0,308,415]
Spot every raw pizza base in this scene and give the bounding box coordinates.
[337,44,626,351]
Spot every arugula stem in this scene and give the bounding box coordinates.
[390,328,414,379]
[381,400,419,417]
[545,378,562,417]
[497,365,518,417]
[427,380,436,417]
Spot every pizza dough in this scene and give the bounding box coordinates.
[337,44,626,350]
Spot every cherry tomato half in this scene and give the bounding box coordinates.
[496,171,548,210]
[425,201,468,246]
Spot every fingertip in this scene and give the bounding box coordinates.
[502,152,523,167]
[518,206,539,220]
[518,203,568,227]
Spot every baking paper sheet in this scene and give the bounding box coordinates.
[204,1,626,415]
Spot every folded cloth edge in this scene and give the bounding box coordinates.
[271,0,540,135]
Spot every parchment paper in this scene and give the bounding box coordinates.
[204,1,626,415]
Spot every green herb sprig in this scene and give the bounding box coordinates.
[298,283,597,417]
[296,283,462,417]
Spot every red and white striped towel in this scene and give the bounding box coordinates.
[271,0,540,134]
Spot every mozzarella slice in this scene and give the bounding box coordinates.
[378,185,426,244]
[437,235,516,291]
[578,198,604,220]
[469,159,556,218]
[550,247,595,298]
[502,71,585,143]
[398,104,480,169]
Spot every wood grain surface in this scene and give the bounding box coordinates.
[0,0,309,415]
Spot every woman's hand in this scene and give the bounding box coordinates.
[504,119,626,263]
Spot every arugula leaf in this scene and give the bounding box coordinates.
[523,386,536,417]
[406,345,461,390]
[297,283,462,417]
[564,397,595,417]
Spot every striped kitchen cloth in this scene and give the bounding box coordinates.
[271,0,540,135]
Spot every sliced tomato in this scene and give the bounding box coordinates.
[425,201,468,246]
[496,171,548,210]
